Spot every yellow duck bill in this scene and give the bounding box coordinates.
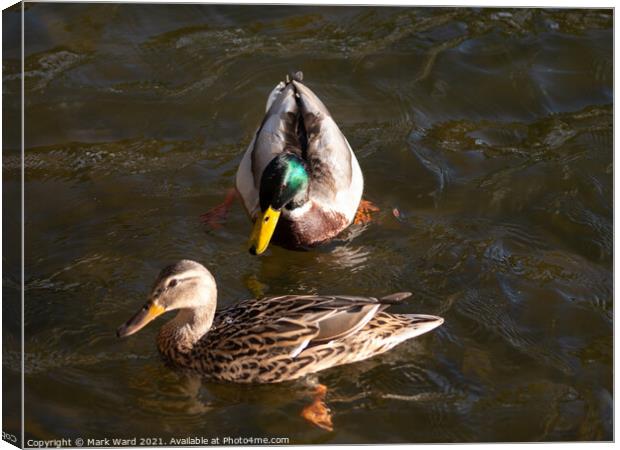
[249,207,281,255]
[116,303,165,338]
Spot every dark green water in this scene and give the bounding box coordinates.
[3,4,612,443]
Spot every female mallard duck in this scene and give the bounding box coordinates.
[117,260,443,429]
[117,260,443,383]
[235,72,369,255]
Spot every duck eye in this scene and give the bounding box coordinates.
[168,279,178,288]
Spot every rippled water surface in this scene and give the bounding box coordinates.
[3,4,613,443]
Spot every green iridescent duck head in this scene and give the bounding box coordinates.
[249,153,310,255]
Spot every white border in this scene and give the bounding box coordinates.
[0,2,615,450]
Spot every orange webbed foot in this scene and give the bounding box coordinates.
[354,199,380,225]
[200,188,237,229]
[300,384,333,432]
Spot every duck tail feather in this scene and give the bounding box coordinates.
[286,71,304,84]
[379,292,413,304]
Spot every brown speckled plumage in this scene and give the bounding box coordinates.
[118,261,444,384]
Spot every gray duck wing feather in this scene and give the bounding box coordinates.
[211,295,383,356]
[250,83,299,188]
[250,79,355,196]
[292,80,354,200]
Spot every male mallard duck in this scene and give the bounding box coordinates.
[234,72,372,255]
[117,260,443,383]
